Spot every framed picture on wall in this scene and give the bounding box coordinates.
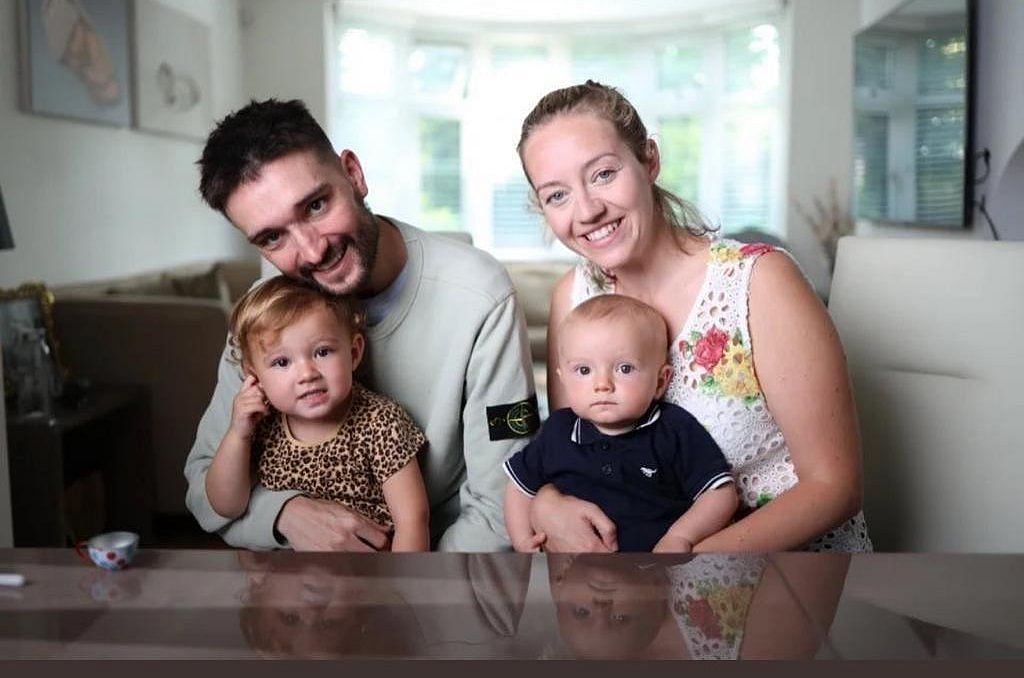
[17,0,133,127]
[132,0,213,141]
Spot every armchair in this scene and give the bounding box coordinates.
[828,236,1024,552]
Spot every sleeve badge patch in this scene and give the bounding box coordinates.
[486,395,540,441]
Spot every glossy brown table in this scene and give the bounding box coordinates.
[0,549,1022,659]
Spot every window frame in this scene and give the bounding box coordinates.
[331,9,783,261]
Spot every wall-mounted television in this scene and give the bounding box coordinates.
[852,0,975,229]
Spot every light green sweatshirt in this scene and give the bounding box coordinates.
[184,220,536,551]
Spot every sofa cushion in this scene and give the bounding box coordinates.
[104,274,176,297]
[166,264,232,309]
[217,259,262,302]
[503,261,572,327]
[502,260,573,364]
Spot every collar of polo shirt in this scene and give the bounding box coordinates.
[570,401,662,445]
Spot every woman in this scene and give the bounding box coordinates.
[519,81,871,552]
[546,552,849,658]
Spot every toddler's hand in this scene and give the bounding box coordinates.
[229,374,269,440]
[652,533,693,554]
[514,532,546,553]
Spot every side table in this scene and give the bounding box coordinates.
[5,383,153,546]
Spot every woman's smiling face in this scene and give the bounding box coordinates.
[521,112,660,273]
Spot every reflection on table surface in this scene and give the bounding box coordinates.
[1,549,1022,659]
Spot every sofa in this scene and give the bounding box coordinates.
[502,261,572,364]
[51,259,261,517]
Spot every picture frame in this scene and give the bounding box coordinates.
[17,0,133,128]
[132,0,213,141]
[1,283,66,418]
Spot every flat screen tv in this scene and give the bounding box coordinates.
[852,0,975,228]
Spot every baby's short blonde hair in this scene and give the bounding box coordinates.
[229,276,364,370]
[559,294,670,358]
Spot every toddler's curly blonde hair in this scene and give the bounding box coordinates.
[229,275,365,371]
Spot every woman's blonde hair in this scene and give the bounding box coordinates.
[517,80,714,245]
[229,276,364,370]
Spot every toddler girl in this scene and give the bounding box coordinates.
[206,276,429,551]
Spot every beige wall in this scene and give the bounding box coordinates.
[239,0,330,125]
[781,0,860,296]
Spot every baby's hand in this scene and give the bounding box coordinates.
[652,533,693,554]
[229,375,269,440]
[514,532,547,553]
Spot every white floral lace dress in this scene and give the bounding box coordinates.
[570,238,872,552]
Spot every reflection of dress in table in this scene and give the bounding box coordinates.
[668,554,767,660]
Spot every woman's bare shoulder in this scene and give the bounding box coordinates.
[748,250,822,316]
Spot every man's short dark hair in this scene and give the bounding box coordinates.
[197,98,337,212]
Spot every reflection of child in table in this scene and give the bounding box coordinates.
[504,294,737,553]
[237,551,534,659]
[546,553,850,659]
[238,551,422,658]
[205,276,429,551]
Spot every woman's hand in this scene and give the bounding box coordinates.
[529,485,618,553]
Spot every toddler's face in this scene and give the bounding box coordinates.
[239,557,418,658]
[557,315,671,434]
[249,306,362,425]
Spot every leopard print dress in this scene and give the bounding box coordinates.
[256,382,426,527]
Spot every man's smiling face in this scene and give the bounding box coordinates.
[226,149,379,295]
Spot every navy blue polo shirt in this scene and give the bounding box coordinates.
[504,401,733,552]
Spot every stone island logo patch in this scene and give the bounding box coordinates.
[487,395,540,441]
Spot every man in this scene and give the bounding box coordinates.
[184,99,537,551]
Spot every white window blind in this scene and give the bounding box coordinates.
[855,113,889,220]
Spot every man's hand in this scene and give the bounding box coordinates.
[530,485,617,553]
[276,496,390,552]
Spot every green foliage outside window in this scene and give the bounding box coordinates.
[418,117,461,230]
[657,116,702,204]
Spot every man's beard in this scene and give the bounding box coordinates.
[299,199,379,295]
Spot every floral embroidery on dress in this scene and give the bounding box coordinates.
[708,241,775,264]
[670,555,765,659]
[675,581,756,647]
[678,327,762,404]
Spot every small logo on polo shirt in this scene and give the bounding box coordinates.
[640,466,658,478]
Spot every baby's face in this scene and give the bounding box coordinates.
[249,306,362,424]
[549,555,668,659]
[557,315,670,435]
